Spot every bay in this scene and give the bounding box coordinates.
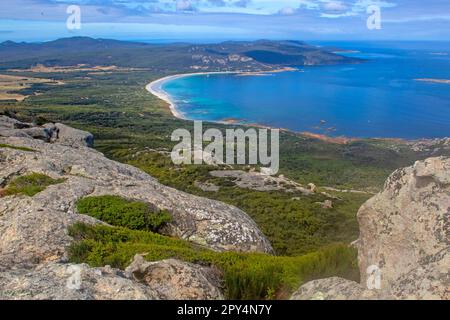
[162,41,450,138]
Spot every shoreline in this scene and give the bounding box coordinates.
[145,71,450,144]
[146,71,241,120]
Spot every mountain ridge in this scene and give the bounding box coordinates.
[0,37,363,71]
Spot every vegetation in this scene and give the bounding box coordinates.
[3,172,65,196]
[118,151,366,255]
[68,222,359,300]
[0,65,440,255]
[0,143,36,152]
[71,192,358,299]
[76,195,172,232]
[1,38,446,298]
[0,38,361,71]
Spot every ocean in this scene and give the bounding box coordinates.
[161,41,450,139]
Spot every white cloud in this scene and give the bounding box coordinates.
[384,14,450,23]
[278,7,296,15]
[176,0,194,11]
[323,1,347,12]
[352,0,397,12]
[319,0,397,19]
[298,0,320,10]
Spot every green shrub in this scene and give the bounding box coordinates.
[4,173,66,196]
[67,222,359,300]
[76,195,172,232]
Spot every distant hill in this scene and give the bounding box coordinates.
[0,37,363,72]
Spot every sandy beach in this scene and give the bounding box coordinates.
[145,71,240,120]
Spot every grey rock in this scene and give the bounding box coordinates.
[290,277,381,300]
[0,117,50,141]
[125,255,224,300]
[21,127,53,141]
[316,199,333,209]
[307,183,317,193]
[0,116,272,300]
[0,117,93,147]
[0,119,273,267]
[389,251,449,300]
[0,178,100,267]
[0,263,160,300]
[357,156,450,299]
[54,123,94,148]
[209,169,312,194]
[194,181,220,192]
[0,129,31,139]
[0,116,30,130]
[292,157,450,300]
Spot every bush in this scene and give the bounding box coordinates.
[67,222,359,300]
[76,195,172,232]
[3,173,66,196]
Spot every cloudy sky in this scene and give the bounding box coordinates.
[0,0,449,42]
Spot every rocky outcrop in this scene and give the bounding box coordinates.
[0,116,93,148]
[0,117,273,260]
[48,123,94,148]
[0,263,161,300]
[316,200,333,209]
[357,157,449,297]
[209,170,312,194]
[0,116,273,299]
[0,256,224,300]
[194,181,220,192]
[292,157,450,300]
[290,277,380,300]
[125,255,224,300]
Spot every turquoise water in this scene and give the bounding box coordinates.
[163,42,450,138]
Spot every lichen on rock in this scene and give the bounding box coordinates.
[125,255,224,300]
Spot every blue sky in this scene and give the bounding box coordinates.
[0,0,449,42]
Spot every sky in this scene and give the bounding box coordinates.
[0,0,449,42]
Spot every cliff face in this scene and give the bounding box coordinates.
[0,116,272,299]
[292,157,450,300]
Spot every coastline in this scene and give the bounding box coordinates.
[145,69,372,143]
[145,70,450,144]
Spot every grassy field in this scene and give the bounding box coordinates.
[0,73,62,101]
